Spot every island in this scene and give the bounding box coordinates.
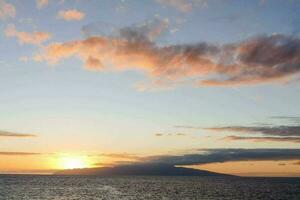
[55,164,234,177]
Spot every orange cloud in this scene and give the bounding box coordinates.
[4,24,51,45]
[36,0,48,9]
[0,152,40,156]
[35,20,300,88]
[58,9,85,21]
[0,0,15,19]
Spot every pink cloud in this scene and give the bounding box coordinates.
[36,0,48,9]
[0,0,16,20]
[58,9,85,21]
[4,24,51,45]
[34,20,300,88]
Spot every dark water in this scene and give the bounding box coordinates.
[0,175,299,200]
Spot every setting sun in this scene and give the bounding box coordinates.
[59,157,89,169]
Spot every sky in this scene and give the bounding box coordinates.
[0,0,300,176]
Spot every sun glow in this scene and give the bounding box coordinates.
[59,156,89,169]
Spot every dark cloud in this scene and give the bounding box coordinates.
[93,162,113,167]
[0,130,37,138]
[201,35,300,86]
[205,125,300,137]
[36,18,300,88]
[223,135,300,143]
[88,149,300,169]
[141,149,300,166]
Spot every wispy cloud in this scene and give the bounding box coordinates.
[156,0,207,12]
[58,9,85,21]
[205,120,300,143]
[155,133,187,136]
[98,153,140,160]
[0,130,37,138]
[35,19,300,88]
[205,125,300,137]
[223,135,300,143]
[174,125,201,129]
[4,24,51,45]
[0,0,16,20]
[36,0,48,9]
[271,116,300,123]
[0,152,40,156]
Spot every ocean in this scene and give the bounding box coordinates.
[0,175,299,200]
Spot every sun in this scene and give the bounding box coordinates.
[60,156,88,169]
[51,154,95,170]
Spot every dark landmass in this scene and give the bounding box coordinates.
[54,164,234,177]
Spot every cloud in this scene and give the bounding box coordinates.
[0,152,40,156]
[174,125,201,129]
[142,149,300,166]
[91,149,300,168]
[206,124,300,143]
[36,0,48,9]
[19,56,29,62]
[156,0,207,12]
[58,9,85,21]
[98,153,140,160]
[0,0,16,20]
[278,162,286,166]
[271,116,300,120]
[0,130,37,138]
[223,135,300,143]
[259,0,266,5]
[205,125,300,137]
[4,24,51,45]
[271,116,300,123]
[293,161,300,165]
[155,133,187,136]
[35,20,300,88]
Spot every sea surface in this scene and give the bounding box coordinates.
[0,175,299,200]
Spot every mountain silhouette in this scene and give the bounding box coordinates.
[55,164,234,176]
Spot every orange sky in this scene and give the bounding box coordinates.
[0,153,299,177]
